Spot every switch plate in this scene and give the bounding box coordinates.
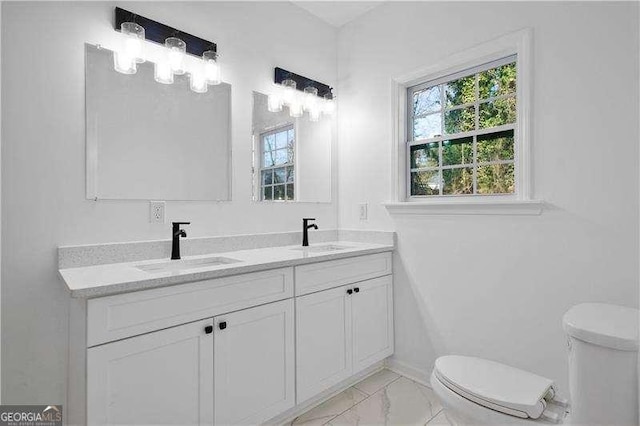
[359,203,368,221]
[149,201,166,224]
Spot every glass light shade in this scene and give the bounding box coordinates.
[202,50,221,85]
[154,60,174,84]
[165,37,186,75]
[322,95,336,115]
[189,65,208,93]
[282,79,297,105]
[267,93,283,112]
[288,101,303,118]
[121,22,145,63]
[303,86,318,112]
[309,107,321,122]
[113,51,137,74]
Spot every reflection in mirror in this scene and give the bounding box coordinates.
[252,92,332,202]
[85,44,231,201]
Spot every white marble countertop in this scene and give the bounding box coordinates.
[59,241,394,298]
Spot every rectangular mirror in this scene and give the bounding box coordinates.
[252,91,332,203]
[85,44,231,201]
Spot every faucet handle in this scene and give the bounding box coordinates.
[172,221,191,226]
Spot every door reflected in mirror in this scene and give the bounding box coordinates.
[252,91,332,203]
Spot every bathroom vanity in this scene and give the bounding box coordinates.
[60,240,394,425]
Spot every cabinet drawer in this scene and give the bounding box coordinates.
[87,267,293,346]
[295,252,392,296]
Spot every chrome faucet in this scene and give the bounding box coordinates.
[171,222,190,260]
[302,218,318,247]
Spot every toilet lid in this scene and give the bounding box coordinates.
[434,356,554,419]
[563,303,639,351]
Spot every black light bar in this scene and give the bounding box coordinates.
[114,7,216,57]
[274,67,333,99]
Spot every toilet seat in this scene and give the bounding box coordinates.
[434,356,556,420]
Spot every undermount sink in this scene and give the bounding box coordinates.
[291,244,353,253]
[136,256,241,273]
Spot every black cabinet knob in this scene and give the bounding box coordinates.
[354,287,360,293]
[219,321,227,330]
[347,289,353,295]
[204,325,213,334]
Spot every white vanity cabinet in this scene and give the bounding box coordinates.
[296,285,353,402]
[87,318,215,426]
[213,299,295,425]
[294,253,393,403]
[295,275,394,403]
[86,299,295,426]
[69,251,394,426]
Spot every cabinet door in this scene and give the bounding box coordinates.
[351,275,394,373]
[87,319,214,426]
[296,286,352,403]
[214,299,295,425]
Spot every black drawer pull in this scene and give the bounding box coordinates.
[354,287,360,293]
[347,289,353,295]
[204,325,213,334]
[219,321,227,330]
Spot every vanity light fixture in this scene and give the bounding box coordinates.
[303,86,318,111]
[154,60,174,84]
[288,100,304,118]
[272,67,335,120]
[113,21,145,74]
[267,92,283,112]
[112,7,220,93]
[122,22,145,63]
[203,50,222,85]
[113,49,137,75]
[321,93,335,116]
[165,37,187,75]
[189,63,208,93]
[281,79,298,105]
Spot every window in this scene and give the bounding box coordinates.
[260,125,295,201]
[407,56,517,198]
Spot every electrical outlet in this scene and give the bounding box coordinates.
[149,201,166,224]
[359,203,368,221]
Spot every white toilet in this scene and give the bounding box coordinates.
[430,303,639,425]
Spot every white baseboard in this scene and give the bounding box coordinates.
[385,358,432,388]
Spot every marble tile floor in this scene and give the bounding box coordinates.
[291,369,450,426]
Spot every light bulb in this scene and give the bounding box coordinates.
[154,60,173,84]
[202,50,221,85]
[303,86,318,112]
[113,51,136,74]
[268,93,283,112]
[165,37,186,75]
[189,65,208,93]
[121,22,145,63]
[289,101,303,118]
[282,79,297,105]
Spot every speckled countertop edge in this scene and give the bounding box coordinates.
[59,241,394,299]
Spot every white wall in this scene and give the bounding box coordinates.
[337,1,639,394]
[1,1,337,404]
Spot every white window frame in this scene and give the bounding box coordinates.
[259,124,296,201]
[386,28,542,215]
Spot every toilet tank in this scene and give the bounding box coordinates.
[563,303,639,426]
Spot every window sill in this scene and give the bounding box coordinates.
[383,199,544,216]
